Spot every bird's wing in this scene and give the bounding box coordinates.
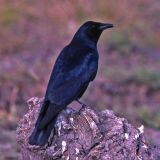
[45,51,98,105]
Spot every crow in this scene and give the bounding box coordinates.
[29,21,113,146]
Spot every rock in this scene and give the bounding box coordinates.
[16,97,160,160]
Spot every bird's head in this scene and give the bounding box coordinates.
[72,21,113,46]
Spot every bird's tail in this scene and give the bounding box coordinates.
[29,101,64,146]
[29,118,56,146]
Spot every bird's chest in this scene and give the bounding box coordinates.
[67,53,98,78]
[63,52,92,70]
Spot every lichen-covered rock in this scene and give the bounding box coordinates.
[16,97,160,160]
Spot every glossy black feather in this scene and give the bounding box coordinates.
[29,21,113,146]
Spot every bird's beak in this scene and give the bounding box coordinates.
[99,23,114,30]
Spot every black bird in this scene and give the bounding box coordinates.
[29,21,113,146]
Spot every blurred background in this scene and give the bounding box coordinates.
[0,0,160,159]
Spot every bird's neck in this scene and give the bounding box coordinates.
[71,36,97,49]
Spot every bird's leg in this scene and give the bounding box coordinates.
[76,99,87,109]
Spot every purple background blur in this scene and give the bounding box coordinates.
[0,1,159,159]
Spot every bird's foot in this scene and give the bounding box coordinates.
[47,137,53,148]
[76,99,87,109]
[46,129,55,148]
[47,141,52,148]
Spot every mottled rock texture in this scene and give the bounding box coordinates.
[16,97,160,160]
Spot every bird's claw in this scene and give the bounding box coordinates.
[76,99,87,109]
